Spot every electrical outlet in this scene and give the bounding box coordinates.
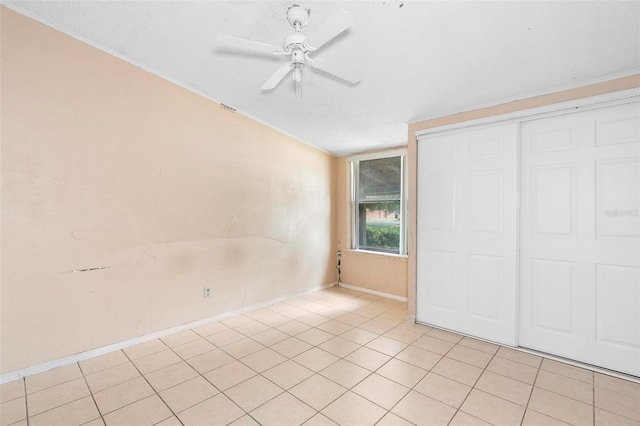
[337,250,341,257]
[204,287,212,298]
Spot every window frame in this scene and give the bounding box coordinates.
[348,148,408,256]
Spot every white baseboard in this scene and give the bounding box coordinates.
[0,282,337,385]
[338,282,408,302]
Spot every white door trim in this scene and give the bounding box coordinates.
[416,88,640,139]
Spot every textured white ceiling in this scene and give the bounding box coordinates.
[5,1,640,155]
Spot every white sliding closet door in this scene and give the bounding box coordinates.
[417,123,518,345]
[519,101,640,376]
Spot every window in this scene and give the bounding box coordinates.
[350,150,407,255]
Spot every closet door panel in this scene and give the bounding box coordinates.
[519,101,640,376]
[417,124,518,345]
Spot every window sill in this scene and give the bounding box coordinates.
[343,249,408,260]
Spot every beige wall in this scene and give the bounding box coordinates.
[334,157,407,298]
[406,74,640,320]
[1,8,336,374]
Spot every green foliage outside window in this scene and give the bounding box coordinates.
[365,224,400,251]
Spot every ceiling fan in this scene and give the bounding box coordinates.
[215,4,362,93]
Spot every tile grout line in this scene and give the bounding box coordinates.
[22,377,29,426]
[593,372,595,426]
[158,334,258,425]
[370,352,420,426]
[229,293,408,424]
[237,294,409,424]
[328,293,524,423]
[443,338,500,426]
[222,314,344,420]
[21,375,79,399]
[245,303,389,422]
[163,326,281,425]
[305,308,410,424]
[317,313,447,424]
[77,361,107,426]
[518,359,542,426]
[119,345,183,426]
[458,348,598,425]
[529,366,611,410]
[23,369,100,423]
[480,353,614,424]
[372,330,467,425]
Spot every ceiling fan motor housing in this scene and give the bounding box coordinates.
[284,32,307,52]
[287,4,310,29]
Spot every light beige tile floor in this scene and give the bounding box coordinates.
[2,286,639,426]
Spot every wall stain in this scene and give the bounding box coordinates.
[70,226,104,240]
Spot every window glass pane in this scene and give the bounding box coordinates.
[358,202,401,254]
[353,154,404,255]
[358,157,401,202]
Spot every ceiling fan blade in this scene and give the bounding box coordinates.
[305,9,353,50]
[215,34,281,55]
[311,58,362,84]
[262,63,294,90]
